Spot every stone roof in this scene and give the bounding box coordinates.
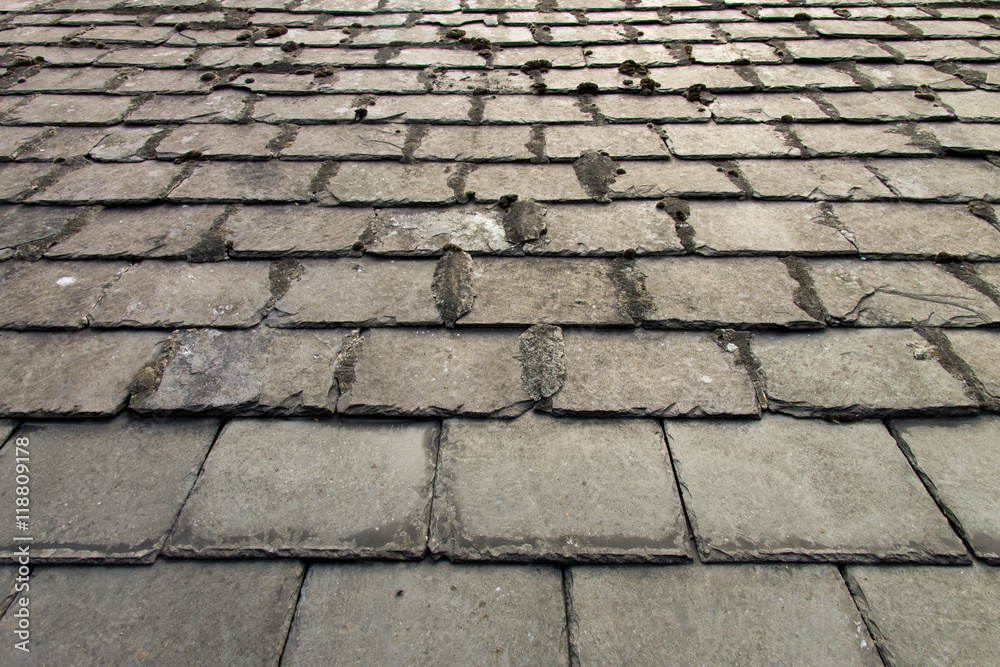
[1,0,999,662]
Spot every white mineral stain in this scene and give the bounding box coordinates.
[56,276,77,286]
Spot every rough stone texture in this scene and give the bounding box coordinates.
[523,201,684,256]
[169,162,319,203]
[0,162,52,200]
[797,124,940,157]
[551,329,759,417]
[414,125,535,161]
[90,260,273,328]
[753,329,977,417]
[481,95,591,123]
[281,560,567,667]
[590,94,709,123]
[929,122,1000,154]
[0,560,304,666]
[337,328,532,418]
[430,411,690,563]
[738,159,895,200]
[518,324,565,401]
[0,330,164,417]
[128,90,254,123]
[686,200,855,255]
[939,91,1000,122]
[369,206,511,255]
[166,418,437,558]
[225,205,373,257]
[502,199,547,245]
[666,124,801,159]
[639,256,820,328]
[0,414,217,563]
[606,160,744,198]
[29,162,182,205]
[131,327,346,416]
[545,125,669,159]
[808,259,1000,327]
[3,94,132,125]
[465,164,590,202]
[710,93,828,123]
[157,123,284,159]
[943,329,1000,402]
[666,415,967,563]
[461,257,630,326]
[891,416,1000,562]
[823,91,954,122]
[0,205,78,251]
[846,562,1000,666]
[571,563,881,666]
[872,158,1000,201]
[0,260,128,329]
[432,247,475,327]
[284,124,408,160]
[833,202,1000,259]
[269,257,440,326]
[324,162,457,205]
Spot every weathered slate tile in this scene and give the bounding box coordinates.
[797,124,940,157]
[808,259,1000,327]
[14,126,108,161]
[386,46,489,68]
[0,330,165,417]
[98,45,196,67]
[544,125,668,160]
[927,122,1000,154]
[753,329,976,417]
[755,64,861,91]
[608,160,744,198]
[127,90,253,124]
[0,259,128,329]
[639,256,820,328]
[845,562,1000,666]
[28,162,181,205]
[6,66,115,93]
[225,204,372,257]
[268,257,440,326]
[0,205,79,252]
[131,327,347,415]
[465,164,590,202]
[871,158,1000,201]
[461,256,630,326]
[582,43,680,66]
[0,414,217,563]
[480,95,592,124]
[823,91,954,122]
[855,63,972,91]
[738,158,895,199]
[938,90,1000,122]
[710,93,828,123]
[369,205,513,255]
[667,415,968,563]
[156,123,283,159]
[571,563,880,666]
[0,560,303,665]
[45,204,224,259]
[166,418,437,558]
[90,260,273,328]
[0,162,55,200]
[337,328,532,418]
[2,94,132,125]
[691,41,782,64]
[283,124,408,160]
[323,162,457,205]
[282,560,567,666]
[430,411,689,562]
[0,126,45,160]
[524,201,684,256]
[665,123,801,158]
[169,161,319,203]
[686,200,855,255]
[88,126,161,162]
[943,329,1000,403]
[356,93,474,122]
[832,202,1000,259]
[891,416,1000,562]
[786,38,896,61]
[414,125,535,161]
[551,329,759,417]
[812,19,908,38]
[587,94,707,124]
[891,39,998,63]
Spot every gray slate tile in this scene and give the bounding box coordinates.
[871,157,1000,201]
[89,260,273,328]
[0,206,78,252]
[168,162,320,203]
[28,162,182,205]
[130,327,348,415]
[282,560,567,667]
[551,329,759,417]
[607,160,744,198]
[269,257,440,326]
[336,328,533,417]
[0,260,128,329]
[323,162,458,206]
[796,124,941,158]
[807,259,1000,326]
[0,414,217,563]
[224,204,373,257]
[665,124,802,159]
[753,329,976,417]
[738,158,895,200]
[370,205,513,256]
[943,329,1000,404]
[461,257,631,326]
[571,562,881,666]
[465,164,590,202]
[0,560,304,666]
[523,201,685,256]
[430,412,689,562]
[3,94,132,125]
[166,418,437,558]
[891,416,1000,562]
[666,415,967,563]
[0,330,165,417]
[128,90,254,123]
[639,256,820,328]
[157,123,283,159]
[845,562,1000,666]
